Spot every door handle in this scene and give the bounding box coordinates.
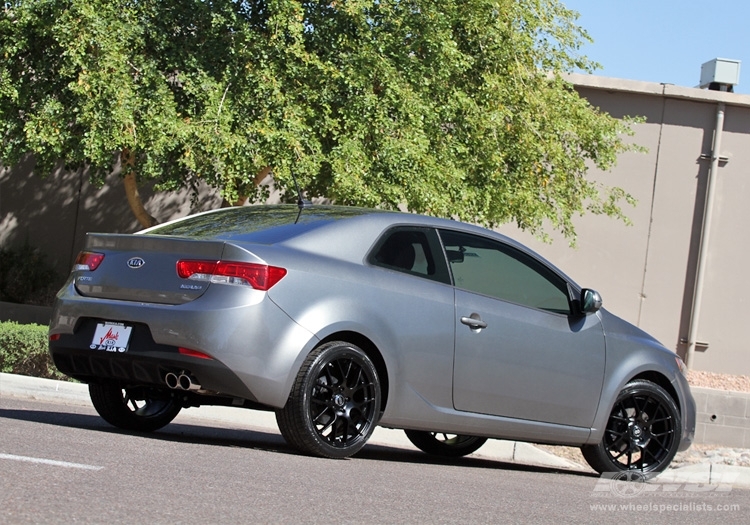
[460,314,487,330]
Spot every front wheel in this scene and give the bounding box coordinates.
[405,430,487,457]
[89,383,181,432]
[276,341,381,458]
[581,380,681,476]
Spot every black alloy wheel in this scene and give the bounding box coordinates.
[581,380,681,476]
[405,430,487,457]
[89,383,182,432]
[276,341,381,458]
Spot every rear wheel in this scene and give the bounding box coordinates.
[405,430,487,457]
[89,383,181,432]
[276,341,381,458]
[581,380,680,476]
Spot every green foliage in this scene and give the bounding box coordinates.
[0,240,63,306]
[1,0,639,241]
[0,321,67,379]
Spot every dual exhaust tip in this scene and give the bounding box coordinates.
[165,371,201,391]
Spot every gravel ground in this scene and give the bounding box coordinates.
[538,370,750,470]
[686,370,750,393]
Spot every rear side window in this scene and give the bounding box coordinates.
[369,228,451,284]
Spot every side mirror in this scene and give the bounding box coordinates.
[446,249,464,263]
[580,288,602,314]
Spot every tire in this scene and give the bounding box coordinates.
[276,341,381,458]
[89,383,182,432]
[581,380,681,476]
[405,430,487,457]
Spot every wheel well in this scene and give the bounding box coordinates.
[318,331,390,413]
[630,371,680,415]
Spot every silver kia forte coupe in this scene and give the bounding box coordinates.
[49,204,695,474]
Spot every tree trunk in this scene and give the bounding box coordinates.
[121,149,158,228]
[221,166,272,207]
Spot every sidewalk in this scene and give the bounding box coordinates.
[2,372,749,489]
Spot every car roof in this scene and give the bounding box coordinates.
[142,204,579,287]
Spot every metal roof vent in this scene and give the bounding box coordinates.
[699,58,741,92]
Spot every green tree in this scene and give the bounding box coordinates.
[1,0,637,239]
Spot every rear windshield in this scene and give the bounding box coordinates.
[146,205,375,242]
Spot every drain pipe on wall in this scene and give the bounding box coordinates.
[686,101,725,369]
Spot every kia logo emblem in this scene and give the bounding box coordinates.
[127,257,146,269]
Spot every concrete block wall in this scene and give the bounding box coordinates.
[0,302,52,326]
[692,387,750,447]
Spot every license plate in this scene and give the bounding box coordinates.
[90,322,132,353]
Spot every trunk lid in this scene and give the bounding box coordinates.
[74,234,226,305]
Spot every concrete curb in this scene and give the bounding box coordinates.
[2,373,750,489]
[657,463,750,487]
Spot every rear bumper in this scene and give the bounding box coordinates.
[49,318,257,401]
[49,280,318,408]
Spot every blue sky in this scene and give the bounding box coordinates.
[563,0,749,94]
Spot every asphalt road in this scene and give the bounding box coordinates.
[1,397,748,524]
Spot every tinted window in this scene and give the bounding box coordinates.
[439,230,570,314]
[369,228,451,284]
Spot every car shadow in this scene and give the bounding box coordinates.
[0,406,285,450]
[355,443,597,478]
[0,405,597,479]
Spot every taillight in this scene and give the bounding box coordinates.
[175,260,216,279]
[74,251,105,271]
[176,260,287,291]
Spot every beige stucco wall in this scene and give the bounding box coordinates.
[500,74,750,375]
[689,101,750,373]
[1,73,749,374]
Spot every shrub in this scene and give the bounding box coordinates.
[0,321,69,380]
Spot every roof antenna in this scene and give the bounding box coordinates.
[290,172,312,209]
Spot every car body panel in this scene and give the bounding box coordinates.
[52,274,317,406]
[587,309,696,450]
[270,260,457,420]
[453,289,605,428]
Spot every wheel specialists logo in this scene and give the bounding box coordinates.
[591,471,738,499]
[608,471,648,498]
